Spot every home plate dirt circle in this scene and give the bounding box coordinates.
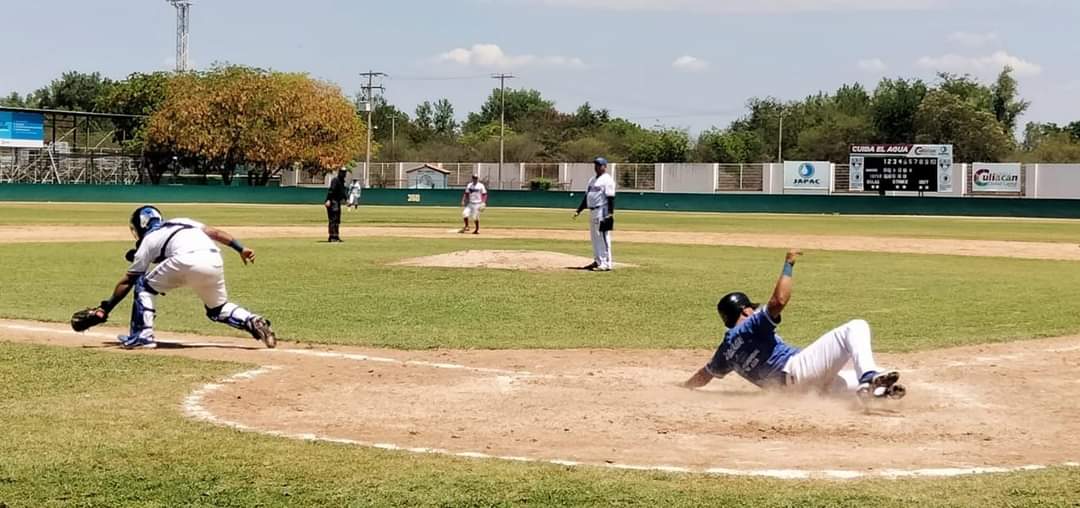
[194,340,1080,478]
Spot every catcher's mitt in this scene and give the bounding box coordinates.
[71,306,108,332]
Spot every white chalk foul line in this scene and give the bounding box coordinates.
[267,348,534,376]
[182,366,1079,481]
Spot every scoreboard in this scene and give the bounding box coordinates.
[849,144,953,193]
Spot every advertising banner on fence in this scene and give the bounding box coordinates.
[971,163,1021,192]
[0,110,45,148]
[783,161,830,191]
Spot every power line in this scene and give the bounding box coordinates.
[387,74,491,82]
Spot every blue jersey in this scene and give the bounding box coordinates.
[705,307,800,387]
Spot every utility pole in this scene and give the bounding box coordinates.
[165,0,192,72]
[359,71,386,188]
[491,73,515,189]
[391,116,396,162]
[777,106,784,163]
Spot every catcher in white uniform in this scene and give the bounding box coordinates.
[460,175,488,234]
[681,250,906,401]
[573,157,615,271]
[72,205,276,349]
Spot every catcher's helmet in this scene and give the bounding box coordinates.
[717,292,756,328]
[129,205,163,240]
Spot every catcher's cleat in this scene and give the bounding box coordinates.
[248,316,276,349]
[856,370,901,399]
[117,334,157,350]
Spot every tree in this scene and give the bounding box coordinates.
[463,88,555,133]
[629,128,690,163]
[1019,132,1080,162]
[432,98,457,137]
[561,136,613,162]
[936,72,994,112]
[914,90,1014,162]
[694,128,758,163]
[146,65,365,185]
[872,78,928,142]
[991,67,1030,136]
[96,72,174,150]
[30,71,114,111]
[413,101,434,142]
[0,92,26,107]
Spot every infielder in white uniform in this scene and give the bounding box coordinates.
[95,205,276,349]
[346,179,362,210]
[681,250,906,401]
[573,157,615,271]
[460,175,488,234]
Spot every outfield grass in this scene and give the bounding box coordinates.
[1,237,1076,352]
[3,202,1080,242]
[2,342,1078,507]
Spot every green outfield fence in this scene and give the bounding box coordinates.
[0,184,1078,218]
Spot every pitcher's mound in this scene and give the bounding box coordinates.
[393,250,634,271]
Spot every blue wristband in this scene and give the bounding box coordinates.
[229,239,245,253]
[782,261,794,277]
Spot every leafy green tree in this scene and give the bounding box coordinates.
[96,72,174,150]
[914,90,1014,162]
[432,98,457,137]
[936,72,994,112]
[872,78,928,142]
[30,71,114,111]
[694,128,759,163]
[991,67,1030,136]
[463,88,555,133]
[1018,132,1080,162]
[0,92,27,107]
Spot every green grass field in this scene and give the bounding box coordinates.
[3,202,1080,242]
[2,203,1080,507]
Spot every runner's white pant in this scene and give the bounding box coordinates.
[462,203,483,220]
[589,209,612,270]
[130,250,254,340]
[783,319,882,394]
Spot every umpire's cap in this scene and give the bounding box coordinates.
[717,292,756,328]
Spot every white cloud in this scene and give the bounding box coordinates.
[916,51,1042,77]
[857,58,888,73]
[437,44,585,69]
[510,0,947,13]
[947,31,999,48]
[672,55,709,72]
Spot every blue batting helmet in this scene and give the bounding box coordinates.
[594,157,609,166]
[129,205,163,240]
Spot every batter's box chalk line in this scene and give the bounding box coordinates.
[182,365,1079,481]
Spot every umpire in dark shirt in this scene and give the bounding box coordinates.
[325,168,348,242]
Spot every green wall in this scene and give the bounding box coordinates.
[1,184,1077,218]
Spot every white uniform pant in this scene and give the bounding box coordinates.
[462,203,483,221]
[783,319,882,395]
[589,209,613,270]
[130,250,254,340]
[146,251,229,307]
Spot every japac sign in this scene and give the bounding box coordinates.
[970,163,1021,193]
[783,161,830,190]
[0,110,45,148]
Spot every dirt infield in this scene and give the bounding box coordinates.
[3,225,1080,261]
[3,319,1077,479]
[392,250,636,271]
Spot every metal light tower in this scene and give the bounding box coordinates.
[166,0,192,72]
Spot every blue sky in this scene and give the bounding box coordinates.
[3,0,1077,133]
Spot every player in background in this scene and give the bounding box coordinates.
[97,206,276,349]
[681,249,906,401]
[460,174,488,234]
[347,179,362,210]
[573,157,615,271]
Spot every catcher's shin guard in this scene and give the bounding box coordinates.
[127,276,158,341]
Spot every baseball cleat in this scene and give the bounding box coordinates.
[117,334,157,349]
[458,227,468,234]
[472,230,479,234]
[857,370,901,399]
[581,262,599,270]
[248,317,277,349]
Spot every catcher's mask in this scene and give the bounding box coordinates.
[129,205,163,240]
[717,291,756,329]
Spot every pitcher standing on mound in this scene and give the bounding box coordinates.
[574,157,616,271]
